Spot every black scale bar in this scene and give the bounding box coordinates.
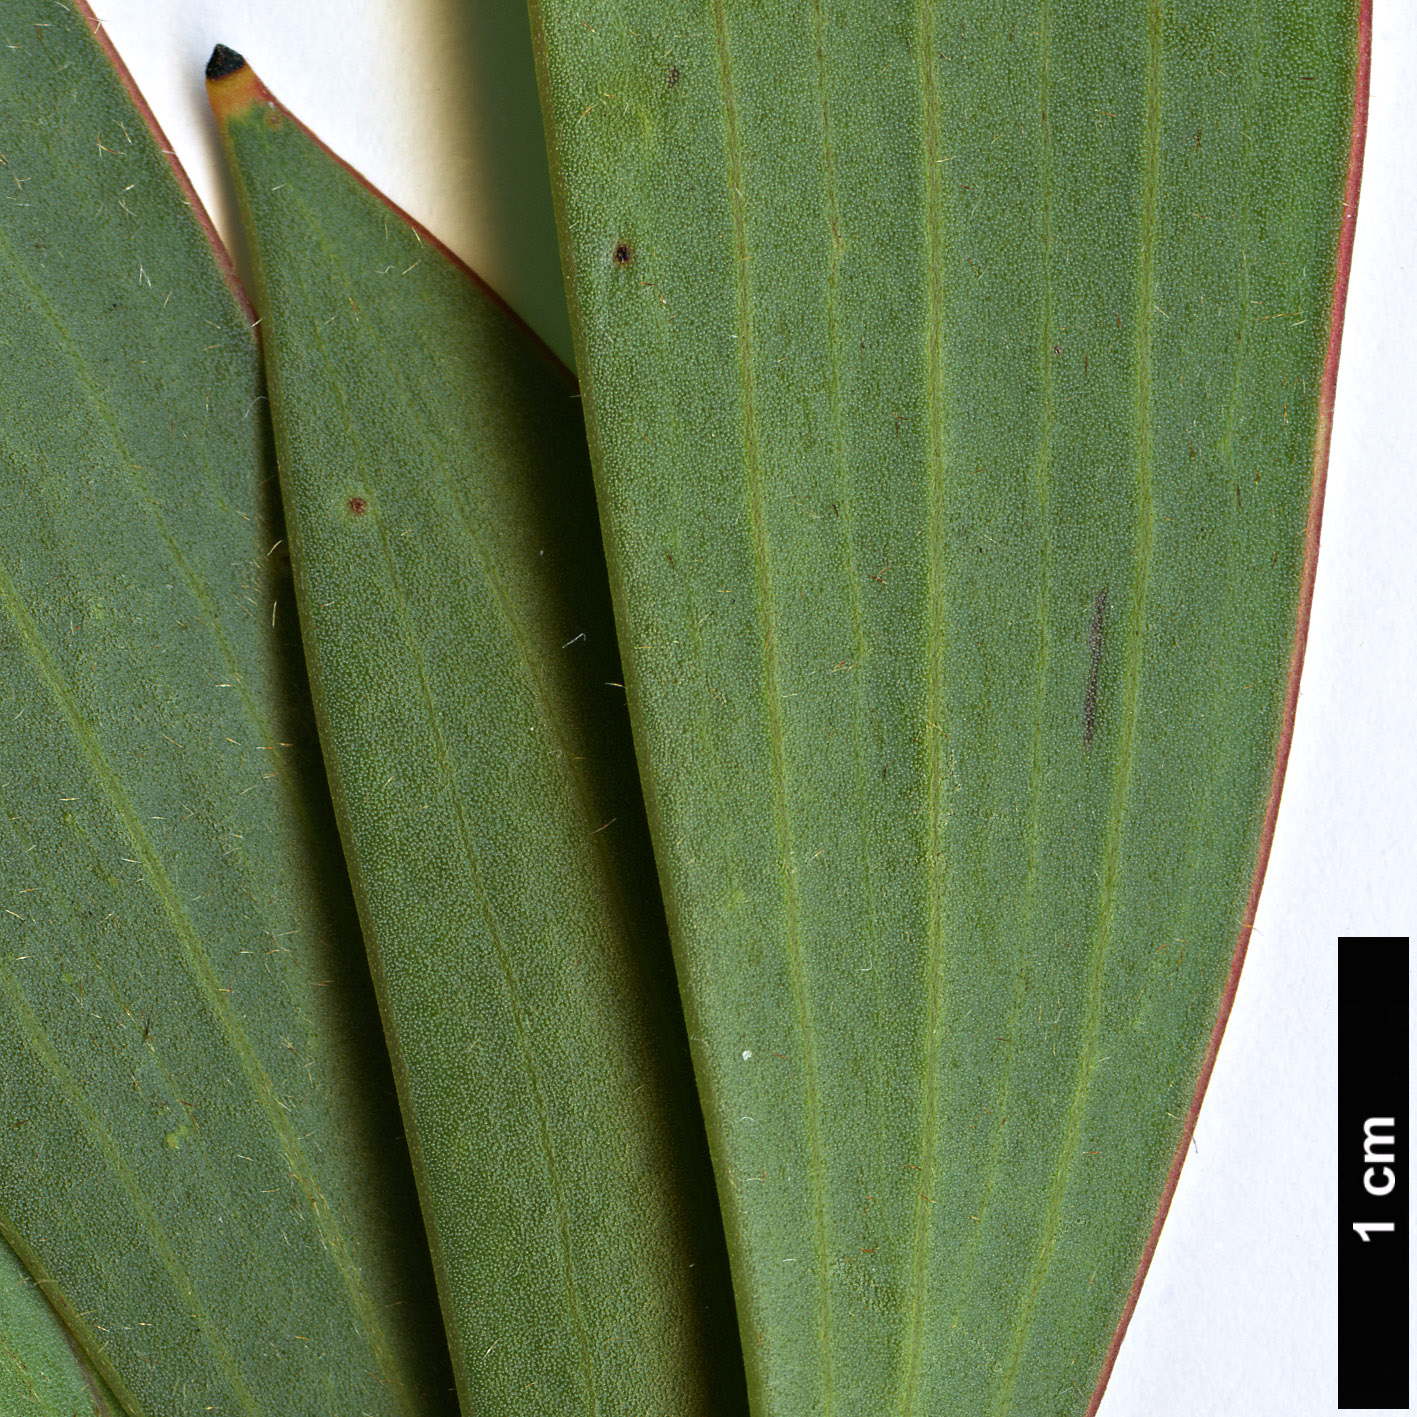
[1339,936,1409,1409]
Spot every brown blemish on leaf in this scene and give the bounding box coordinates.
[348,497,367,516]
[613,242,634,266]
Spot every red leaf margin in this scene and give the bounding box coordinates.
[1086,4,1374,1411]
[74,0,255,323]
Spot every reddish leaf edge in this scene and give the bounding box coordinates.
[74,0,254,325]
[204,47,577,393]
[1084,4,1373,1412]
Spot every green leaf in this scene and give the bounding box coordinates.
[527,1,1367,1412]
[0,1239,124,1416]
[0,11,452,1413]
[208,55,745,1415]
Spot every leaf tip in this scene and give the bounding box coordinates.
[205,44,246,82]
[205,44,270,123]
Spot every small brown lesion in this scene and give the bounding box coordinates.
[612,242,634,266]
[347,496,367,516]
[1084,588,1107,750]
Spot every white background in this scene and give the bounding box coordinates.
[90,1,1415,1412]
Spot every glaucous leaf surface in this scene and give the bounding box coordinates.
[527,0,1366,1411]
[209,55,745,1416]
[0,9,453,1413]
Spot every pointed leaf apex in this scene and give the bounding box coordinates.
[205,44,246,81]
[205,46,272,124]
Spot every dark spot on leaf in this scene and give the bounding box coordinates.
[348,497,367,516]
[613,242,634,266]
[667,65,681,86]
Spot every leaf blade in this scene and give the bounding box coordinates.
[0,10,452,1412]
[527,1,1365,1411]
[209,57,746,1416]
[0,1239,125,1417]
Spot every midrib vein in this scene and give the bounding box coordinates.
[991,7,1163,1408]
[0,558,414,1414]
[1024,0,1056,907]
[711,4,834,1407]
[0,970,256,1415]
[0,224,296,797]
[942,0,1059,1349]
[808,0,885,1054]
[899,0,949,1406]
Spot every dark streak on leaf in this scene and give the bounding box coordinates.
[1084,587,1107,750]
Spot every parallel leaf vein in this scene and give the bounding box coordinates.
[0,556,415,1414]
[711,3,835,1407]
[287,187,642,946]
[0,222,299,795]
[991,7,1163,1407]
[372,513,598,1411]
[290,291,597,1411]
[900,0,950,1405]
[945,1,1059,1349]
[807,0,885,1072]
[0,904,257,1414]
[1023,0,1057,908]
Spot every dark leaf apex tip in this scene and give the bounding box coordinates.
[206,45,247,81]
